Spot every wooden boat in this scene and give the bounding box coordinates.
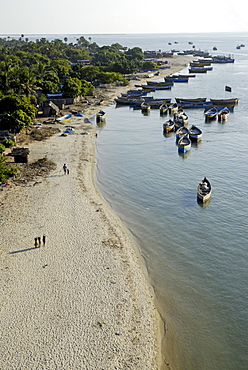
[175,98,207,103]
[165,76,189,83]
[177,134,191,152]
[189,67,212,73]
[146,80,173,86]
[225,86,232,92]
[212,56,234,63]
[56,113,72,123]
[163,119,175,133]
[168,103,178,115]
[96,110,106,123]
[204,107,218,120]
[160,104,168,115]
[218,107,230,121]
[210,98,238,106]
[176,126,189,139]
[142,84,172,90]
[189,125,202,141]
[176,112,188,125]
[141,102,151,113]
[197,177,212,202]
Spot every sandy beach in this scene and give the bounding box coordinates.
[0,55,193,369]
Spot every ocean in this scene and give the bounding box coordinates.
[4,32,248,369]
[93,33,248,370]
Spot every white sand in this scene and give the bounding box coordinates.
[0,119,159,369]
[0,55,194,369]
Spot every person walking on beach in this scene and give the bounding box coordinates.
[34,237,38,248]
[63,163,67,174]
[38,237,41,247]
[43,235,46,246]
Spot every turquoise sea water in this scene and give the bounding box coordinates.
[4,32,247,369]
[93,34,248,370]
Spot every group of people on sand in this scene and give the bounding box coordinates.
[34,235,46,248]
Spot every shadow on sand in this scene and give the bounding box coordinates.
[9,246,40,254]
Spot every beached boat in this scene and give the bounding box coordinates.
[142,84,172,90]
[189,125,202,141]
[163,119,175,133]
[204,107,218,120]
[56,113,73,123]
[218,107,230,121]
[197,177,212,202]
[96,110,106,123]
[175,126,189,139]
[177,134,191,152]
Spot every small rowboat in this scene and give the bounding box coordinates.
[56,113,72,123]
[163,119,175,133]
[189,125,202,141]
[177,134,191,152]
[141,102,151,114]
[176,126,189,139]
[168,103,178,115]
[218,107,230,121]
[204,107,218,120]
[96,110,106,123]
[197,177,212,202]
[160,104,168,115]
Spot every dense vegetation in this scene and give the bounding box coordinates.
[0,35,147,134]
[0,35,151,181]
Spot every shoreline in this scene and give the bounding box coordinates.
[0,55,193,369]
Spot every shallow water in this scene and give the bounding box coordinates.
[94,33,248,369]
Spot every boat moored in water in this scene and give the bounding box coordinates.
[218,107,230,121]
[197,177,212,202]
[189,125,202,141]
[96,110,106,123]
[204,107,218,120]
[163,119,175,133]
[177,134,191,152]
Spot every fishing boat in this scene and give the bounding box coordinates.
[160,104,168,115]
[218,107,230,121]
[141,102,151,113]
[197,177,212,202]
[204,107,218,120]
[56,113,73,123]
[168,103,178,115]
[146,80,173,86]
[189,125,202,141]
[210,98,238,106]
[175,98,207,103]
[175,126,189,139]
[142,84,172,90]
[163,119,175,133]
[212,56,234,63]
[189,67,212,73]
[165,76,189,83]
[176,111,188,125]
[96,110,106,123]
[177,134,191,152]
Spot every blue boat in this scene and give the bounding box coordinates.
[177,134,191,152]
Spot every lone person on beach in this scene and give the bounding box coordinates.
[43,235,46,246]
[63,163,67,174]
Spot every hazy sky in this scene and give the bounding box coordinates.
[1,0,247,34]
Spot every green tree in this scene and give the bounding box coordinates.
[0,109,31,133]
[62,77,81,98]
